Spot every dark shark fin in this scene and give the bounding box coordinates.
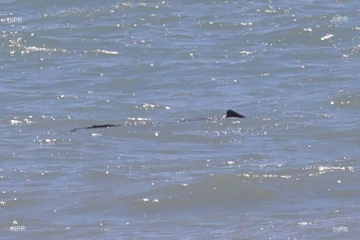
[225,109,245,118]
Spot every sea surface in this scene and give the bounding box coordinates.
[1,1,359,239]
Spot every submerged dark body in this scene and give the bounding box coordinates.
[69,124,121,133]
[69,109,245,132]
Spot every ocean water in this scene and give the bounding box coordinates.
[1,1,359,239]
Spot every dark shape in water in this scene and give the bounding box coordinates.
[69,109,245,132]
[69,124,121,133]
[225,109,245,118]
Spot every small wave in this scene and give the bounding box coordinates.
[84,49,119,55]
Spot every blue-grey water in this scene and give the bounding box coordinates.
[1,1,359,239]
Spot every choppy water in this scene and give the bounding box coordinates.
[1,1,360,239]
